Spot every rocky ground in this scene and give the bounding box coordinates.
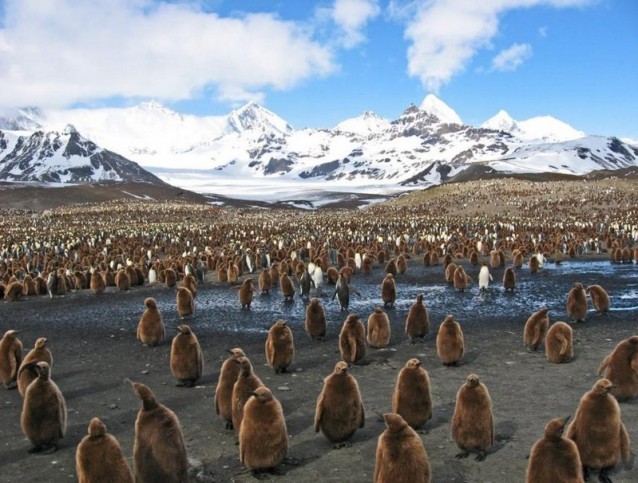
[0,255,636,482]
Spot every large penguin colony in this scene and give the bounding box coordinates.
[0,177,637,482]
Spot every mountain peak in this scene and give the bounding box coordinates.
[419,94,462,125]
[226,102,292,136]
[482,109,518,133]
[334,111,390,136]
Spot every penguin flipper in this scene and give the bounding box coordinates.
[631,353,638,374]
[596,354,611,375]
[620,422,631,464]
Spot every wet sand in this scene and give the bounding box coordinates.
[0,256,637,482]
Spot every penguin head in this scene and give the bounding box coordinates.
[416,293,424,303]
[544,416,570,441]
[465,374,480,388]
[443,315,455,325]
[144,297,157,309]
[34,337,48,349]
[383,413,408,432]
[334,361,349,375]
[592,378,615,395]
[405,358,421,370]
[128,380,159,410]
[235,356,253,374]
[35,361,51,381]
[251,386,273,403]
[176,324,192,335]
[88,418,107,438]
[627,336,638,347]
[273,319,287,329]
[3,329,19,339]
[227,347,246,358]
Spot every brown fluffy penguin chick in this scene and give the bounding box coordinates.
[0,329,22,389]
[76,417,134,483]
[175,286,194,318]
[374,413,431,483]
[239,386,288,473]
[170,325,203,387]
[381,273,397,307]
[137,297,165,347]
[17,337,52,397]
[367,307,391,348]
[238,278,254,309]
[181,273,197,298]
[89,269,105,294]
[21,362,67,453]
[258,268,272,294]
[164,268,177,287]
[129,381,188,483]
[232,357,265,433]
[436,315,464,366]
[566,282,587,322]
[280,273,295,301]
[566,379,631,482]
[114,269,130,291]
[587,284,610,313]
[545,322,574,364]
[265,319,294,373]
[444,262,458,284]
[523,307,550,351]
[405,294,430,343]
[453,266,470,291]
[214,348,246,429]
[396,254,408,274]
[314,361,365,447]
[339,314,366,364]
[526,417,584,483]
[4,280,23,301]
[451,374,494,461]
[392,358,432,429]
[597,335,638,400]
[305,297,327,340]
[503,267,516,292]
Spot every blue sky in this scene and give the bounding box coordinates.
[0,0,636,139]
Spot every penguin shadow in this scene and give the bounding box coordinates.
[52,368,88,381]
[458,350,481,366]
[491,419,517,454]
[423,401,456,432]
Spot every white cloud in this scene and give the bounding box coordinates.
[491,43,532,71]
[331,0,381,48]
[401,0,591,91]
[0,0,335,109]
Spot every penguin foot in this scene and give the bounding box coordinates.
[475,451,487,462]
[225,421,234,430]
[3,381,17,390]
[598,467,613,483]
[455,450,469,459]
[333,441,352,449]
[583,466,590,481]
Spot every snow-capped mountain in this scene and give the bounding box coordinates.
[0,124,165,184]
[0,95,635,199]
[482,110,585,142]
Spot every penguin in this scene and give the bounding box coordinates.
[164,268,177,287]
[526,417,583,483]
[597,335,638,400]
[75,417,134,483]
[453,265,470,291]
[396,254,408,274]
[0,329,22,389]
[436,315,464,366]
[512,251,523,269]
[392,358,432,429]
[566,379,631,482]
[4,280,23,301]
[137,297,165,347]
[305,297,327,340]
[170,324,203,387]
[21,275,36,296]
[310,263,324,295]
[176,286,194,318]
[314,361,365,447]
[114,269,130,291]
[265,319,294,373]
[366,307,391,348]
[21,362,66,453]
[374,413,431,483]
[405,293,429,343]
[258,268,272,294]
[232,356,265,433]
[214,348,246,430]
[587,284,610,313]
[339,314,366,364]
[523,307,550,352]
[503,267,516,292]
[477,264,493,291]
[566,282,587,322]
[129,381,188,483]
[326,266,340,285]
[451,374,493,461]
[381,273,396,308]
[181,272,197,298]
[280,272,295,301]
[46,271,58,298]
[239,386,288,472]
[89,269,105,294]
[333,273,354,311]
[148,266,158,284]
[17,337,52,397]
[298,269,315,299]
[385,258,398,275]
[238,278,254,309]
[444,262,457,284]
[489,250,500,268]
[529,255,540,273]
[545,321,574,364]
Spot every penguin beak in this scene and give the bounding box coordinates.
[250,391,259,398]
[563,415,571,424]
[226,349,234,355]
